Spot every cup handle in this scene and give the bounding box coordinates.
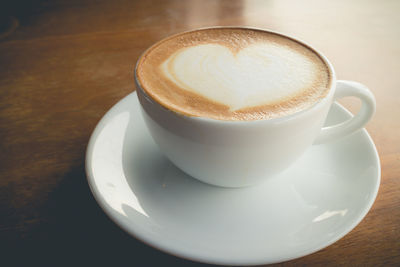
[314,80,376,144]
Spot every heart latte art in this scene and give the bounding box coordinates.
[161,43,318,111]
[136,28,331,120]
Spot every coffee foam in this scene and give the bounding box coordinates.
[136,28,332,121]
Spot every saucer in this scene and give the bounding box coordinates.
[85,92,380,266]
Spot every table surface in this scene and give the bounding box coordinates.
[1,0,399,266]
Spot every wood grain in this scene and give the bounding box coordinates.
[1,0,399,266]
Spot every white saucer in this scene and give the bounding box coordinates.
[86,92,380,266]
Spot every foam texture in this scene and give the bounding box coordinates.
[137,28,331,121]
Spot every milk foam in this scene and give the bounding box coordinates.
[136,28,331,120]
[161,43,318,110]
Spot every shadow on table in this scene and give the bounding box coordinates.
[4,162,212,267]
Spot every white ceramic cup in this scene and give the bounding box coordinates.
[134,28,376,188]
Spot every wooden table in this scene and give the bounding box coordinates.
[1,0,399,266]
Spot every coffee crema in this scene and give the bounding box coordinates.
[136,27,332,121]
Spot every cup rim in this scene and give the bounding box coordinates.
[134,26,337,125]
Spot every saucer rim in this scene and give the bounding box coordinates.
[85,92,381,266]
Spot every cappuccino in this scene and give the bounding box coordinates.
[136,28,332,120]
